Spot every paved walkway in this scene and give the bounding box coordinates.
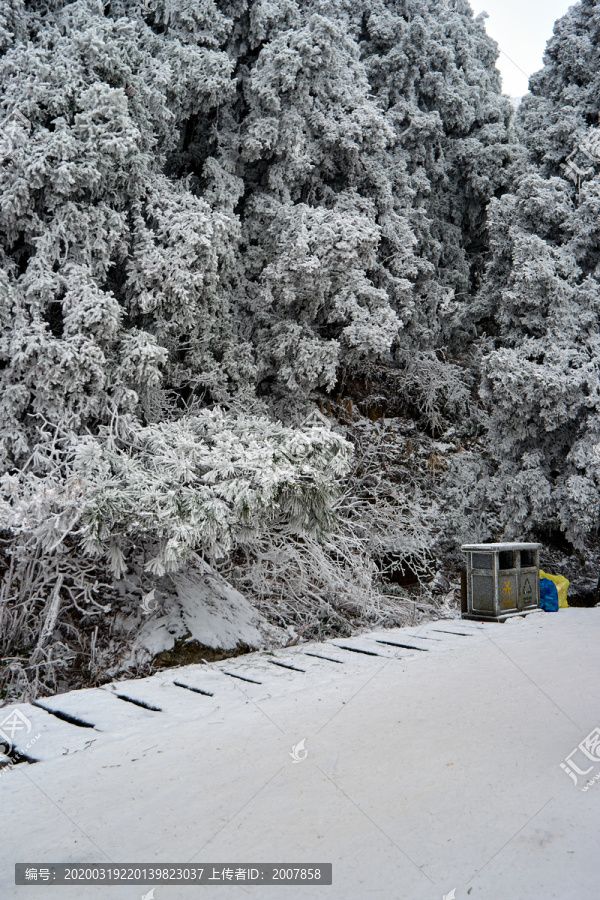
[2,609,599,899]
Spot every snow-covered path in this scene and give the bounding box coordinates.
[2,610,599,899]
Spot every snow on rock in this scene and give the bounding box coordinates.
[123,563,286,667]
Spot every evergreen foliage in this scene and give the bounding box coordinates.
[476,0,600,547]
[2,0,598,698]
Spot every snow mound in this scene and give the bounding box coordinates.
[121,564,286,667]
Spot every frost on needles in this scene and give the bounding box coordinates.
[1,0,599,698]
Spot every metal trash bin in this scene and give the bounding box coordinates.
[461,543,542,622]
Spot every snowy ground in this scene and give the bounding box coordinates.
[2,609,599,899]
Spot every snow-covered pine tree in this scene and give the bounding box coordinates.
[0,1,353,697]
[0,0,524,697]
[0,0,516,447]
[475,0,600,547]
[172,0,517,418]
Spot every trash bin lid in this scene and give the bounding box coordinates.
[460,542,542,552]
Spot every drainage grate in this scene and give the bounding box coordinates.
[112,693,162,711]
[407,634,443,641]
[222,671,262,684]
[268,660,306,673]
[376,640,428,651]
[32,702,96,729]
[172,681,214,697]
[304,652,345,664]
[430,629,473,637]
[0,750,38,768]
[332,644,382,657]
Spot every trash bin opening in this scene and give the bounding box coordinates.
[471,553,492,569]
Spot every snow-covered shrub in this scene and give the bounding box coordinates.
[0,410,351,696]
[219,409,443,638]
[78,409,353,575]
